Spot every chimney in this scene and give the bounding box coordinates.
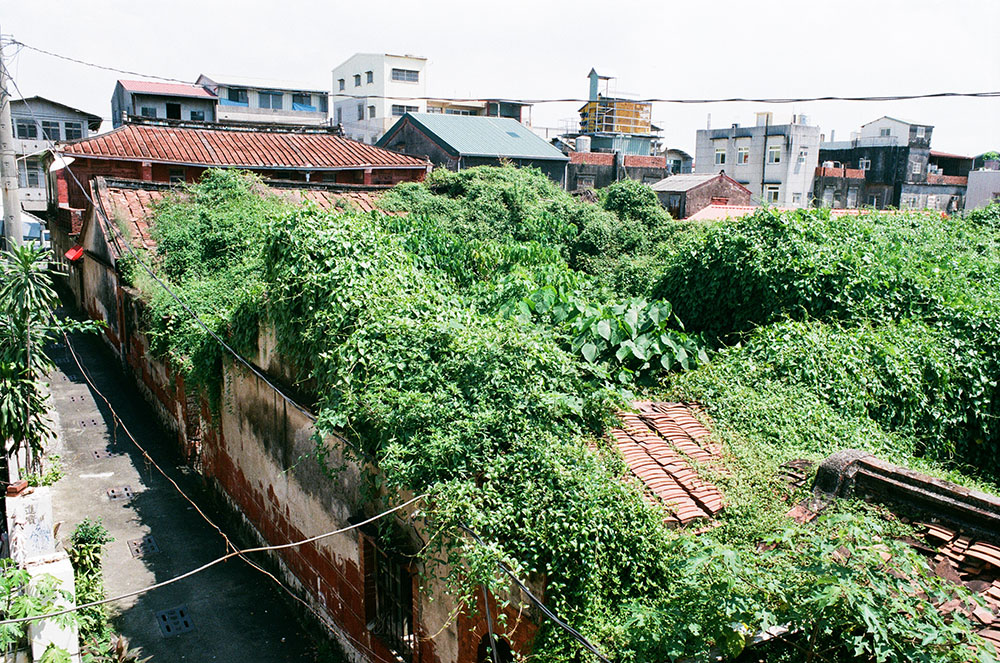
[830,129,835,142]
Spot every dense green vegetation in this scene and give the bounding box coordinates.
[132,169,1000,662]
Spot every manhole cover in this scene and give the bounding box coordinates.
[127,536,160,558]
[155,606,193,636]
[92,450,114,460]
[107,486,133,501]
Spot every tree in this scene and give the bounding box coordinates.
[0,245,97,477]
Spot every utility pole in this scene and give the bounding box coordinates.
[0,26,24,251]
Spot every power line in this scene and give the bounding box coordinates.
[457,524,612,663]
[7,37,1000,106]
[0,493,425,627]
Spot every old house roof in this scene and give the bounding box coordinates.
[609,402,725,526]
[650,172,751,194]
[11,96,103,130]
[116,79,217,99]
[85,177,390,260]
[58,123,429,171]
[378,113,569,162]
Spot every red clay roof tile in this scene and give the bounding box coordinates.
[609,402,725,525]
[61,124,428,170]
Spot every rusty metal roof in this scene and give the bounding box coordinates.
[117,79,217,99]
[609,401,725,526]
[60,123,429,170]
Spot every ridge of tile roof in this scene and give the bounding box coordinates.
[59,123,428,170]
[609,401,725,526]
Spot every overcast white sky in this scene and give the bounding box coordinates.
[5,0,999,156]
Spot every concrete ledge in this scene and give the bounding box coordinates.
[815,451,1000,542]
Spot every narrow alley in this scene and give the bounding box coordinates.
[46,313,329,662]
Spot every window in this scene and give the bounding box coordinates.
[338,78,345,91]
[859,157,871,170]
[259,91,283,109]
[577,175,595,190]
[140,107,157,118]
[354,74,362,87]
[426,106,442,114]
[736,146,749,164]
[336,108,343,124]
[228,88,248,104]
[17,159,40,188]
[911,162,921,175]
[14,119,37,139]
[714,147,726,166]
[41,121,61,141]
[168,168,185,184]
[363,538,414,662]
[319,96,329,113]
[916,126,926,138]
[166,103,181,120]
[767,145,782,164]
[292,93,313,107]
[792,192,802,205]
[880,128,891,137]
[391,68,419,83]
[847,187,859,208]
[764,185,780,204]
[391,104,419,116]
[368,105,376,119]
[797,150,807,164]
[868,194,880,208]
[357,103,364,121]
[822,186,834,207]
[190,110,205,121]
[366,71,374,84]
[64,122,83,140]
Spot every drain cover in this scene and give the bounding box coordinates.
[107,486,133,501]
[127,536,160,558]
[92,449,114,460]
[155,606,193,636]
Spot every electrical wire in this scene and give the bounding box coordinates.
[6,37,1000,106]
[457,524,611,663]
[0,493,425,627]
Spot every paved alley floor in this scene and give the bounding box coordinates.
[47,320,329,662]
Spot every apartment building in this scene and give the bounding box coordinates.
[195,74,329,126]
[11,96,102,211]
[331,53,429,144]
[817,117,970,212]
[694,113,820,208]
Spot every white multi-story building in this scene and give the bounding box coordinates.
[331,53,429,144]
[694,112,820,208]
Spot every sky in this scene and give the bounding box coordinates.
[5,0,999,156]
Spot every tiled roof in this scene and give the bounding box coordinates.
[651,172,752,195]
[930,150,972,160]
[623,155,666,168]
[687,204,870,222]
[117,79,217,99]
[90,178,389,258]
[381,113,569,161]
[60,124,429,170]
[920,523,1000,653]
[569,152,614,165]
[609,402,725,526]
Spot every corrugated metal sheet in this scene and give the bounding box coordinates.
[61,124,428,170]
[118,79,217,99]
[390,113,568,161]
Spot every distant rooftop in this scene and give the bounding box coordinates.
[381,113,568,161]
[116,79,216,99]
[196,73,327,94]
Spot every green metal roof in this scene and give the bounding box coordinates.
[380,113,569,161]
